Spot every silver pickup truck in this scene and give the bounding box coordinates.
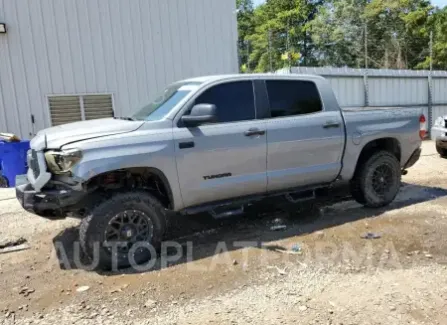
[16,74,423,269]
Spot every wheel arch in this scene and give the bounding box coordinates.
[353,137,401,176]
[84,167,175,209]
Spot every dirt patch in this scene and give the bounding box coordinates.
[1,141,447,324]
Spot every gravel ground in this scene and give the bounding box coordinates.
[1,141,447,325]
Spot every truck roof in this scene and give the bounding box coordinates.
[183,73,325,84]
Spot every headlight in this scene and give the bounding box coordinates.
[45,149,83,174]
[435,116,444,127]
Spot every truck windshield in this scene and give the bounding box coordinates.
[131,81,202,121]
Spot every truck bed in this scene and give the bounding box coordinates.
[339,105,423,181]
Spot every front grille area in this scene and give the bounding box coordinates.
[29,149,41,179]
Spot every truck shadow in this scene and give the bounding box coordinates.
[52,182,447,275]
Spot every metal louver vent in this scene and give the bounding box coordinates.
[48,96,82,126]
[83,95,114,120]
[48,94,114,126]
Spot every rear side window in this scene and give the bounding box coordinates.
[194,81,255,123]
[266,80,322,118]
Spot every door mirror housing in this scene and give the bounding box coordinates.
[181,104,217,127]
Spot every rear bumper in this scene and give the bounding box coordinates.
[16,183,86,219]
[403,147,421,169]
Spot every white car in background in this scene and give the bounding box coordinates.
[432,116,447,157]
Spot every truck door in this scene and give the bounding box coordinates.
[263,79,345,192]
[173,80,268,208]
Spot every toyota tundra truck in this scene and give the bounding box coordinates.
[16,74,424,269]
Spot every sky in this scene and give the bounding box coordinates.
[433,0,447,6]
[253,0,447,7]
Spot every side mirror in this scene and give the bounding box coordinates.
[181,104,217,127]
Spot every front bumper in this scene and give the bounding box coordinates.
[435,136,447,149]
[16,182,86,219]
[431,126,447,141]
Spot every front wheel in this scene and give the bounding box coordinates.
[436,145,447,158]
[79,192,167,270]
[350,151,401,208]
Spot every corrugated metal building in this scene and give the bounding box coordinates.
[0,0,239,139]
[277,66,447,132]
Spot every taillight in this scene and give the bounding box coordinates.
[419,114,427,139]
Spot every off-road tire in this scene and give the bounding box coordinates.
[349,176,366,204]
[436,145,447,158]
[79,191,167,270]
[350,151,401,208]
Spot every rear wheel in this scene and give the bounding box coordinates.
[436,145,447,158]
[79,192,167,270]
[350,151,401,208]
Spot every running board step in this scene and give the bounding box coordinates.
[210,206,244,219]
[285,189,316,204]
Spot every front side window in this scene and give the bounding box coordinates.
[266,80,322,118]
[132,81,202,121]
[194,81,255,123]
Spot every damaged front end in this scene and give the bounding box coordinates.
[16,133,89,219]
[16,182,87,219]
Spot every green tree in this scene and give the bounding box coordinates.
[417,6,447,70]
[310,0,434,69]
[309,0,368,67]
[246,0,322,72]
[363,0,434,69]
[237,0,446,70]
[237,0,255,72]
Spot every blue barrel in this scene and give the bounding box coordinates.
[0,140,30,187]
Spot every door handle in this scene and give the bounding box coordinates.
[322,121,340,129]
[179,141,195,149]
[244,128,266,136]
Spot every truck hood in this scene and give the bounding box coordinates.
[31,118,145,150]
